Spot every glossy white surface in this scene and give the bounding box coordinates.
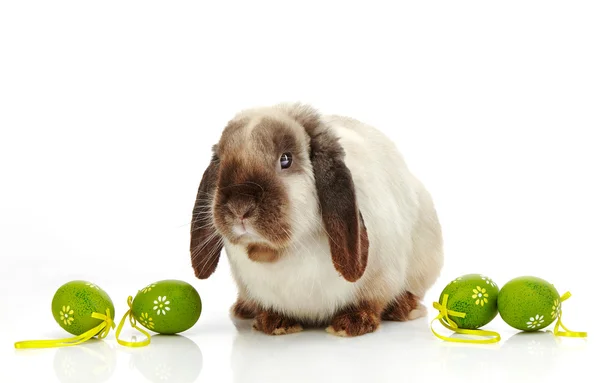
[5,318,597,383]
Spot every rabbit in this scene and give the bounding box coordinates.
[189,102,443,337]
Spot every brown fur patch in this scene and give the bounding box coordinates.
[252,310,304,335]
[213,156,291,247]
[231,298,258,319]
[382,291,420,321]
[326,300,382,337]
[247,244,281,263]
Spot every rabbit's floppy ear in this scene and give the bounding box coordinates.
[285,104,369,282]
[190,154,223,279]
[309,132,369,282]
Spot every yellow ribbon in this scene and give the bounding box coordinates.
[430,294,501,344]
[14,308,115,349]
[115,296,151,347]
[554,292,587,338]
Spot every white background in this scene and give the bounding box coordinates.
[1,1,598,382]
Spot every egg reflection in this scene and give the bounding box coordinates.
[53,340,116,383]
[130,334,203,383]
[497,331,560,381]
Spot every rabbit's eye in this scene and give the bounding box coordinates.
[280,153,293,169]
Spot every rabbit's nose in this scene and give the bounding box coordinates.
[228,201,256,220]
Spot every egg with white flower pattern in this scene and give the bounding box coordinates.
[131,280,202,334]
[497,276,560,331]
[438,274,500,329]
[51,280,115,336]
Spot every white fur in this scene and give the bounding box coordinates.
[222,107,443,323]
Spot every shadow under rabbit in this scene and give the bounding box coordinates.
[229,316,452,383]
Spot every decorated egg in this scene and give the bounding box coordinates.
[51,280,115,336]
[438,273,500,329]
[497,276,560,331]
[130,280,202,334]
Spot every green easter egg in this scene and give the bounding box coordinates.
[498,276,560,331]
[51,281,115,336]
[131,280,201,335]
[439,274,500,329]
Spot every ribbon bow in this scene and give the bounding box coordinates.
[14,308,116,349]
[115,296,152,347]
[430,294,501,344]
[554,292,587,338]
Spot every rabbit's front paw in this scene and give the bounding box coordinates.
[252,310,303,335]
[326,301,381,337]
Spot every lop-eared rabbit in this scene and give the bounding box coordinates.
[190,103,443,337]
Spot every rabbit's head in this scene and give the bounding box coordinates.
[190,103,368,282]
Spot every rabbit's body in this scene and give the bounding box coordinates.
[190,103,443,336]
